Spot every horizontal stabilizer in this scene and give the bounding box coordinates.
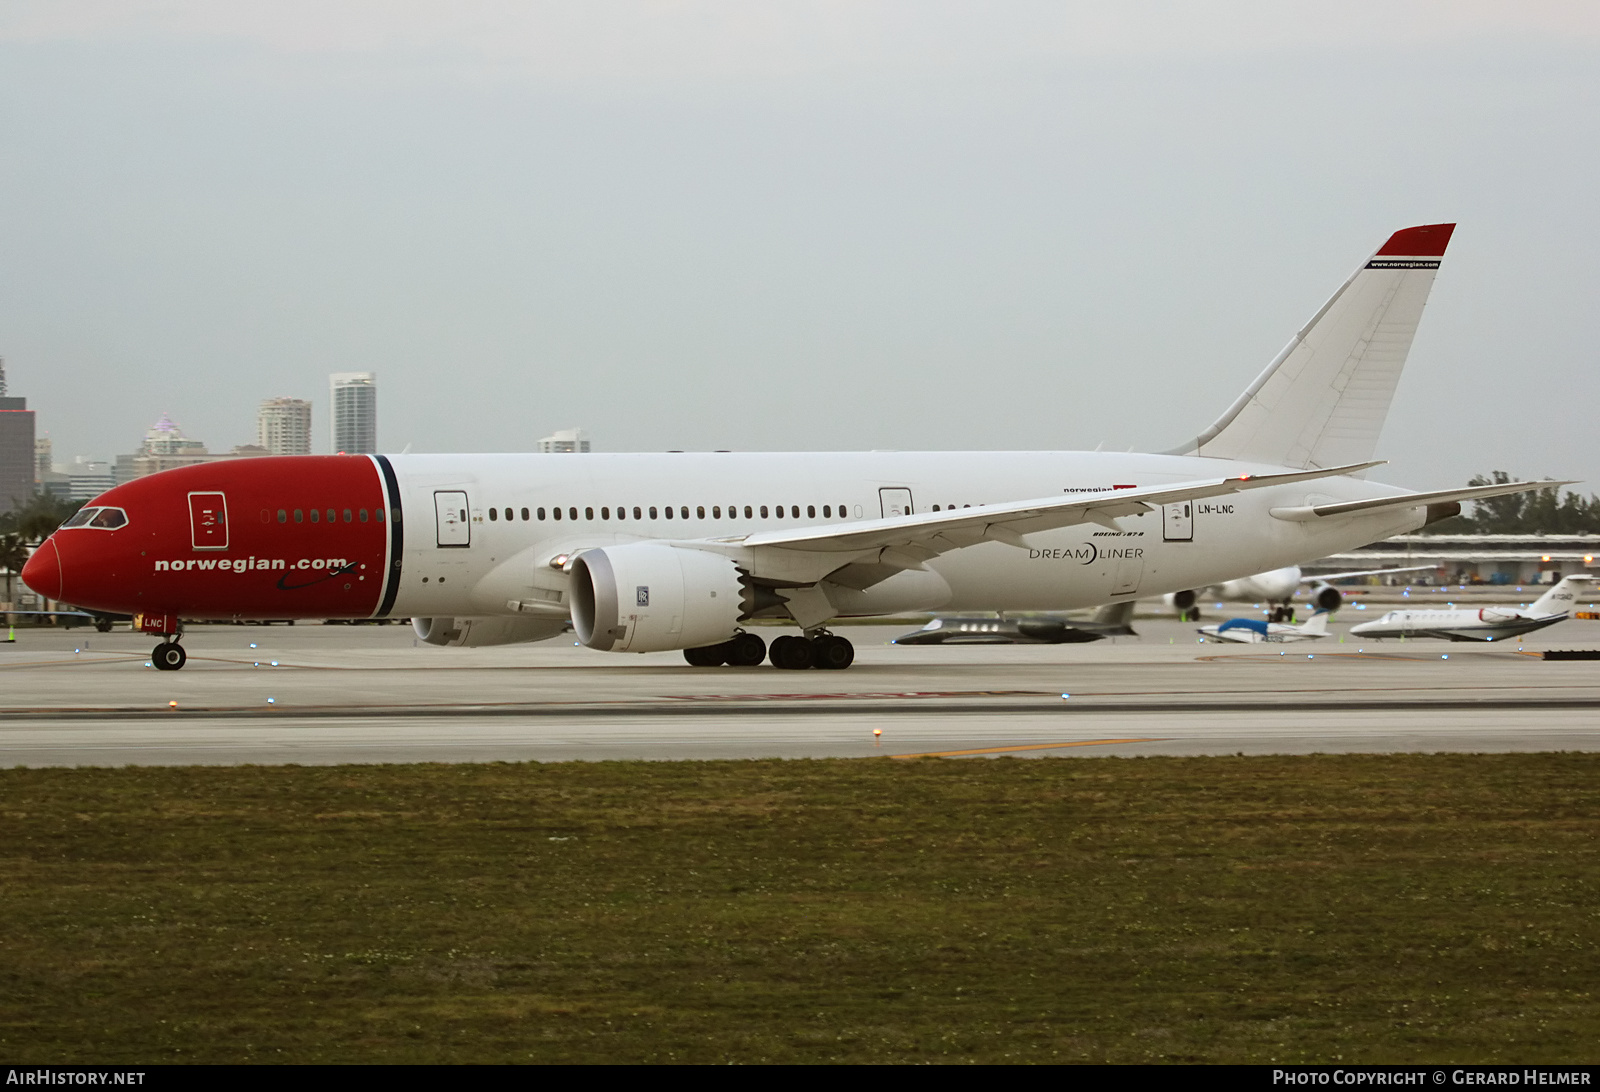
[1269,479,1575,522]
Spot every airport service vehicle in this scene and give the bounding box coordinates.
[1165,564,1433,622]
[1199,610,1332,644]
[1346,575,1596,642]
[894,603,1137,646]
[23,223,1558,671]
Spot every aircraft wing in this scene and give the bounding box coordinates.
[671,460,1380,589]
[741,461,1375,551]
[1270,479,1576,521]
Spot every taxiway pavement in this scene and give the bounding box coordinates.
[3,620,1598,766]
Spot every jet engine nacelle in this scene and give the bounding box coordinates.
[570,544,745,653]
[1478,608,1524,624]
[1309,582,1344,612]
[1165,589,1198,611]
[413,616,571,647]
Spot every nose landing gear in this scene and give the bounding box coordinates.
[152,642,187,671]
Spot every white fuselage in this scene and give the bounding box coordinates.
[1347,608,1561,642]
[383,450,1425,621]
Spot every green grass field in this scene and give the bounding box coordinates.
[1,754,1596,1063]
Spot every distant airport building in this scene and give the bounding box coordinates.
[330,372,376,454]
[0,358,37,514]
[113,414,268,484]
[538,428,590,453]
[1312,534,1600,586]
[258,397,312,456]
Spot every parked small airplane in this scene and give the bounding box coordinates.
[1166,565,1435,621]
[1199,610,1332,644]
[1346,576,1596,642]
[894,602,1136,645]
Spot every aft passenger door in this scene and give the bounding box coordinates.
[879,488,914,519]
[1163,502,1193,542]
[434,491,471,548]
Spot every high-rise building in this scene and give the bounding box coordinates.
[113,414,266,484]
[142,413,208,457]
[330,372,376,454]
[0,358,36,514]
[34,436,52,481]
[258,397,312,456]
[538,428,591,453]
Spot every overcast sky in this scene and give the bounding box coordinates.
[3,2,1598,491]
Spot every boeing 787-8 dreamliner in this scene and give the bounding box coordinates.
[24,223,1560,670]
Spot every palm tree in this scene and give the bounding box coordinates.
[0,532,28,610]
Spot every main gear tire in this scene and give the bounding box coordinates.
[726,632,767,667]
[811,634,855,670]
[769,634,814,670]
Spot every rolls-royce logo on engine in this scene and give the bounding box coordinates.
[637,585,650,606]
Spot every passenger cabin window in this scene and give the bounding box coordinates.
[585,507,594,520]
[378,508,387,523]
[823,505,831,517]
[568,507,577,520]
[760,506,768,518]
[665,506,674,519]
[521,508,529,521]
[489,509,498,521]
[553,508,562,521]
[634,507,643,519]
[294,509,304,523]
[310,509,320,524]
[537,508,546,520]
[650,507,658,519]
[359,508,369,522]
[602,507,611,520]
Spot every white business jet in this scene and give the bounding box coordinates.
[1346,576,1596,643]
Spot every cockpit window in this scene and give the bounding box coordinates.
[60,507,128,530]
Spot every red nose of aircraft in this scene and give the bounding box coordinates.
[21,537,63,601]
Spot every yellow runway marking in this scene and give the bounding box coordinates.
[890,737,1165,759]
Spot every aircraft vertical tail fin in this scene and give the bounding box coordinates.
[1172,223,1456,470]
[1299,610,1331,636]
[1530,575,1595,617]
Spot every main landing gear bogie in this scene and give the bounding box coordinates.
[682,631,769,668]
[682,631,855,670]
[769,632,854,671]
[152,642,187,671]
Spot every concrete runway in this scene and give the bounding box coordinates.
[3,618,1599,766]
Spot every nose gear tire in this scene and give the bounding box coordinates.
[152,643,187,671]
